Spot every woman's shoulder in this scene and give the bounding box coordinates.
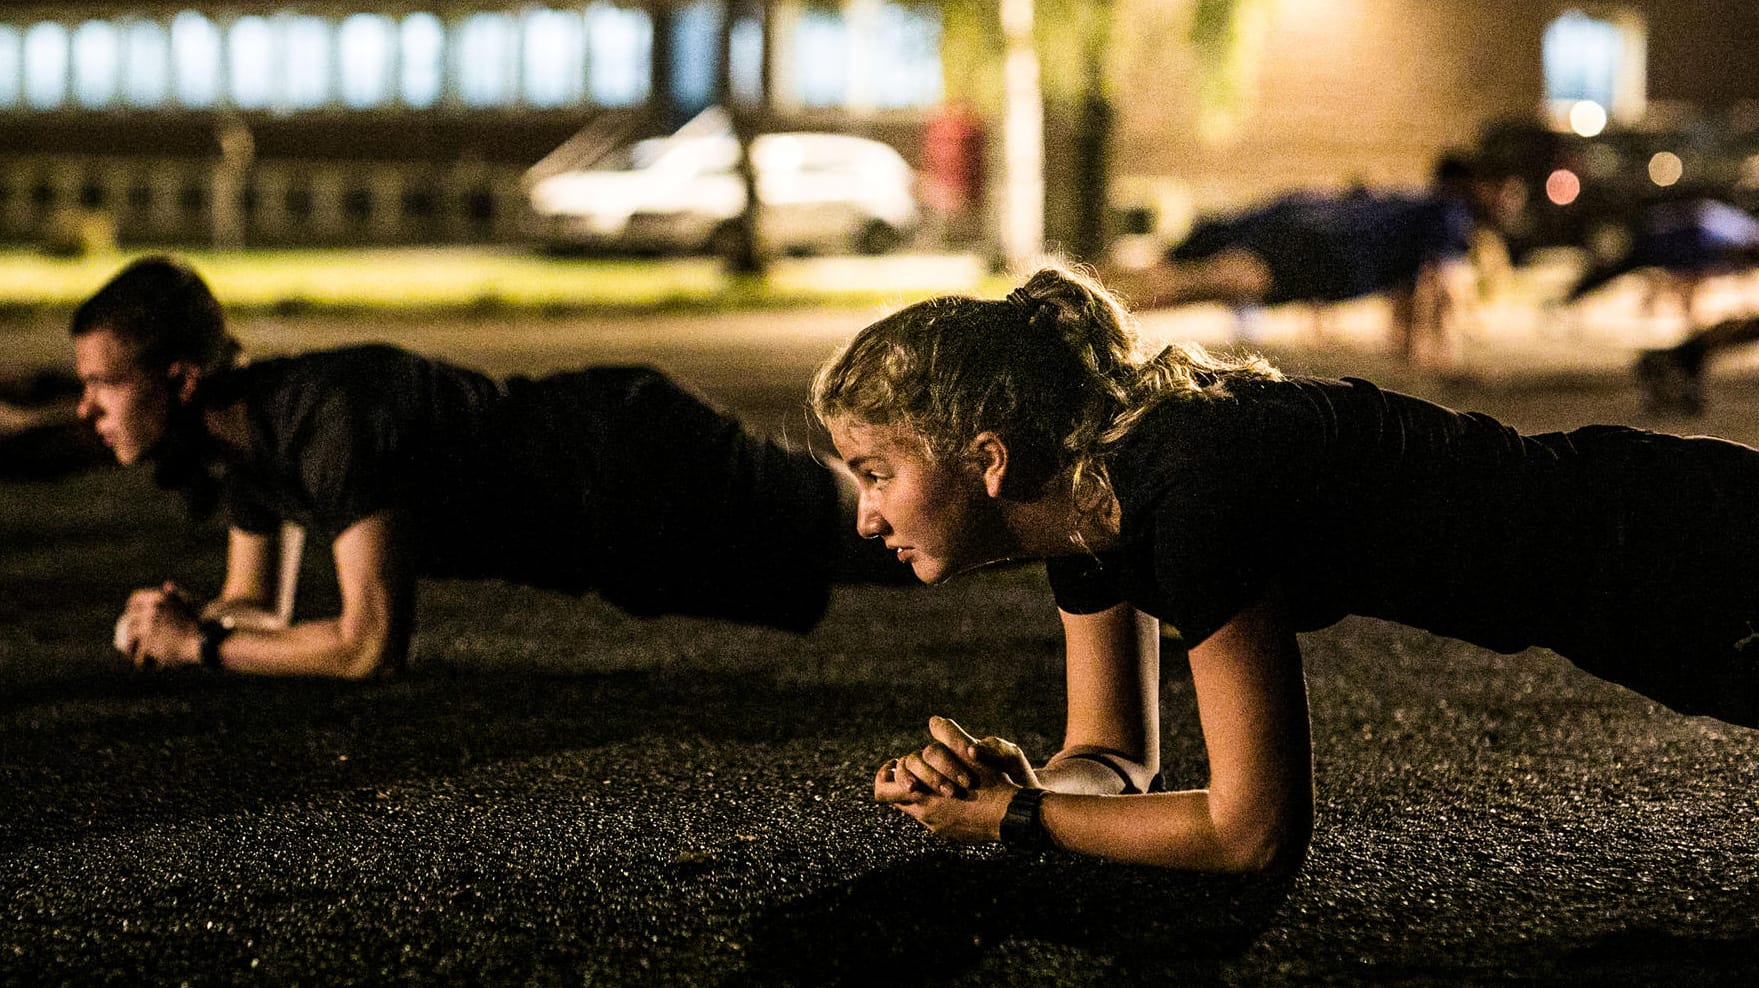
[1109,374,1390,506]
[1125,373,1373,447]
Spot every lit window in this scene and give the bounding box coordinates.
[794,10,847,108]
[228,16,275,110]
[0,26,20,107]
[121,20,170,108]
[72,21,121,108]
[280,16,331,110]
[400,13,444,108]
[456,13,516,108]
[171,12,223,108]
[338,14,394,108]
[670,1,719,116]
[730,13,763,105]
[522,8,585,108]
[871,2,940,109]
[1544,11,1623,109]
[23,22,69,110]
[586,3,651,107]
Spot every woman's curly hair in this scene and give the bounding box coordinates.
[811,261,1281,515]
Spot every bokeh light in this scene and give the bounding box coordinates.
[1569,99,1607,137]
[1648,151,1683,187]
[1546,168,1581,206]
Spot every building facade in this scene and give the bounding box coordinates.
[0,0,940,247]
[1,0,1756,251]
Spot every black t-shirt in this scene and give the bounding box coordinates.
[216,345,838,631]
[1047,376,1759,721]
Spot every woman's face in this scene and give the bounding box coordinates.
[829,418,1008,584]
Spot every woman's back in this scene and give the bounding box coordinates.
[1056,375,1759,722]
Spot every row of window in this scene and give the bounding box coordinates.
[0,3,940,115]
[4,175,503,227]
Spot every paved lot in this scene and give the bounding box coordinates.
[4,301,1759,985]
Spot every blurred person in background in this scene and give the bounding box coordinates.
[1107,154,1521,371]
[1564,197,1759,416]
[814,263,1759,872]
[77,255,901,680]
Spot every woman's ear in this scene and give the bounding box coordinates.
[967,432,1009,498]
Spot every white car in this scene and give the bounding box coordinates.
[527,128,920,256]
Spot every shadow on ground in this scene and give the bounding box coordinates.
[739,854,1294,985]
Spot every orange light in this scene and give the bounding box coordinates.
[1546,169,1581,206]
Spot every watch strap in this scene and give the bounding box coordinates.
[198,619,233,672]
[999,786,1052,851]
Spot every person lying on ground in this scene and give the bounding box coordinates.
[812,262,1759,872]
[1105,154,1521,371]
[79,255,902,680]
[1630,314,1759,418]
[1564,197,1759,416]
[1566,197,1759,326]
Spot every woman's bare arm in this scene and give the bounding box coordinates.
[1036,603,1162,794]
[880,591,1313,872]
[1036,592,1313,870]
[888,603,1160,799]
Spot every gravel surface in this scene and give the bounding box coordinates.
[4,318,1759,985]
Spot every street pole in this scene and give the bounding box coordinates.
[999,0,1044,271]
[213,114,253,251]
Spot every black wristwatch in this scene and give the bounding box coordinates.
[197,618,233,672]
[999,787,1053,851]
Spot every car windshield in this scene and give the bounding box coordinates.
[596,139,675,172]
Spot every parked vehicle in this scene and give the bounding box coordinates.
[1477,116,1758,264]
[527,118,920,257]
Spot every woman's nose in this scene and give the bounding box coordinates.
[855,496,888,540]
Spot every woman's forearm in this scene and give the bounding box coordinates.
[1038,788,1310,872]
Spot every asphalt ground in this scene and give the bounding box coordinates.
[5,307,1759,985]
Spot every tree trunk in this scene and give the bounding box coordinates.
[718,0,766,275]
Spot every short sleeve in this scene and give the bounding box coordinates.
[1045,554,1124,615]
[223,475,281,535]
[1098,388,1321,646]
[1141,485,1275,645]
[294,387,404,534]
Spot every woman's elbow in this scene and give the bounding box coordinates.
[1224,815,1308,868]
[1216,814,1312,875]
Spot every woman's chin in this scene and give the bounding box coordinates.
[925,556,1009,584]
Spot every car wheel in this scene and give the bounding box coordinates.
[853,219,906,256]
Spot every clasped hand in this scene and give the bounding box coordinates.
[113,582,201,670]
[874,715,1042,843]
